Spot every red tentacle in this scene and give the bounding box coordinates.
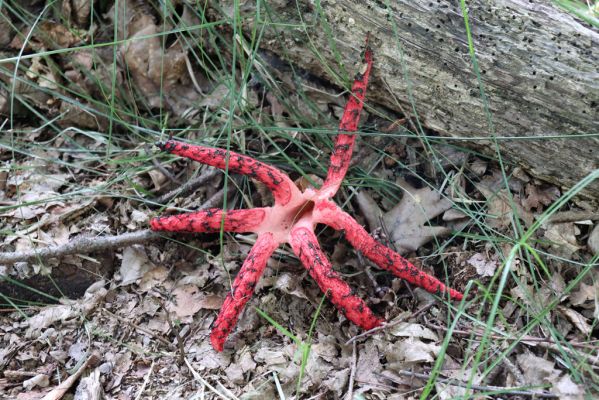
[320,43,373,198]
[150,208,266,233]
[156,140,300,205]
[210,233,279,351]
[289,226,383,331]
[314,201,463,301]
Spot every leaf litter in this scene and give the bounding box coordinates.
[0,0,595,398]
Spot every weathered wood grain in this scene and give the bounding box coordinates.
[233,0,599,199]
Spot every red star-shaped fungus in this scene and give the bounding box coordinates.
[150,41,463,351]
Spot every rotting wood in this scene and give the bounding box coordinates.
[229,0,599,200]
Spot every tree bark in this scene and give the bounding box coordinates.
[234,0,598,200]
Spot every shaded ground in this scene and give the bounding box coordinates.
[0,1,597,399]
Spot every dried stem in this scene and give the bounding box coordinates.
[151,169,220,207]
[0,230,161,265]
[0,186,231,266]
[377,370,558,398]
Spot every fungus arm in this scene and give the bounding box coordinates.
[150,208,267,233]
[210,233,279,351]
[319,44,373,198]
[314,201,463,301]
[156,140,301,206]
[289,226,383,330]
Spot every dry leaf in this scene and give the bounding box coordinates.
[273,272,309,300]
[436,364,483,400]
[543,222,581,258]
[196,295,225,310]
[120,10,198,116]
[557,306,592,336]
[516,352,560,385]
[396,338,441,363]
[224,363,245,384]
[26,282,107,338]
[304,337,339,388]
[554,374,584,400]
[355,341,382,383]
[74,368,102,400]
[383,181,452,254]
[570,282,597,306]
[138,266,169,292]
[22,374,50,390]
[0,9,12,47]
[199,84,229,109]
[38,21,83,48]
[166,284,204,318]
[469,158,488,176]
[356,190,383,231]
[467,253,499,278]
[119,246,156,286]
[322,369,350,398]
[476,174,533,228]
[522,184,560,212]
[253,346,287,366]
[442,208,468,222]
[389,322,438,341]
[62,0,91,27]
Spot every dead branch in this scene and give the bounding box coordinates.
[0,230,161,265]
[377,370,558,398]
[0,182,232,266]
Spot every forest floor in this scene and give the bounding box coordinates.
[0,1,597,399]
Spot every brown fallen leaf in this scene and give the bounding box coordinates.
[119,9,199,117]
[119,246,156,286]
[166,284,224,318]
[396,337,441,363]
[25,281,107,339]
[74,368,102,400]
[9,21,83,51]
[355,341,382,383]
[521,183,560,212]
[22,374,50,391]
[467,253,499,278]
[554,374,584,400]
[569,281,598,310]
[543,222,582,259]
[557,306,592,336]
[475,172,533,229]
[383,179,453,255]
[389,322,438,341]
[516,352,560,386]
[62,0,91,27]
[436,362,483,400]
[0,8,12,46]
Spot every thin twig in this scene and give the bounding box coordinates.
[272,372,285,400]
[0,185,233,265]
[41,353,99,400]
[502,356,525,387]
[146,143,181,185]
[547,210,599,223]
[151,169,220,207]
[425,322,599,351]
[185,53,204,95]
[345,301,435,345]
[377,370,558,398]
[101,308,174,349]
[184,357,238,400]
[0,230,161,265]
[134,360,155,400]
[344,341,357,400]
